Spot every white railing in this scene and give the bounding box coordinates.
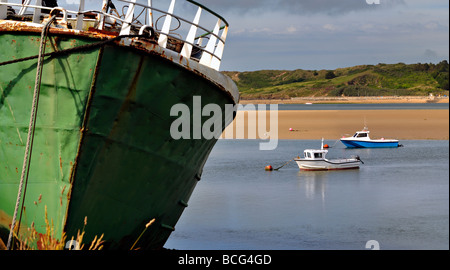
[0,0,229,71]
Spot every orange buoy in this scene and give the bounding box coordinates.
[265,165,273,171]
[323,144,329,148]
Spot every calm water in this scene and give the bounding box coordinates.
[165,139,449,250]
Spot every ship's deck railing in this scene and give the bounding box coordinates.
[0,0,229,71]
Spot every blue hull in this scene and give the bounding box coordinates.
[341,140,399,148]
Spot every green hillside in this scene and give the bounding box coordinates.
[223,61,449,100]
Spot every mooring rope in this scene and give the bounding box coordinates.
[0,33,150,67]
[273,159,293,170]
[331,138,341,148]
[6,15,57,250]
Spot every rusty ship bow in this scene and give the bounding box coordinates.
[0,0,238,250]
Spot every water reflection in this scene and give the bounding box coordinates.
[297,171,328,200]
[296,169,361,205]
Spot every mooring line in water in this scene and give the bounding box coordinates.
[6,15,57,250]
[331,138,341,148]
[274,159,294,170]
[265,159,294,171]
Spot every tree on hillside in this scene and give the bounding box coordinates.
[325,71,336,79]
[432,60,449,90]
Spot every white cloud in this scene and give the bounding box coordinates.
[322,24,337,31]
[286,26,297,33]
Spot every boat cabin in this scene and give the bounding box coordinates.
[352,130,370,138]
[303,149,328,160]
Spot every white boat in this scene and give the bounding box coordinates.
[340,127,399,148]
[294,139,362,171]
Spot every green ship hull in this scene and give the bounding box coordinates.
[0,3,237,249]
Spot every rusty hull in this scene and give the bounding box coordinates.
[0,20,238,249]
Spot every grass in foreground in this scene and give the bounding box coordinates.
[2,207,157,250]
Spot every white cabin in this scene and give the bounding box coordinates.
[303,149,328,160]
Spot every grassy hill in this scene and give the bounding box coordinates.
[223,61,449,100]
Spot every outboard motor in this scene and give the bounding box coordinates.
[354,155,364,164]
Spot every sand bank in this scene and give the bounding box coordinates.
[222,109,449,140]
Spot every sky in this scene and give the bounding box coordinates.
[193,0,449,71]
[61,0,449,72]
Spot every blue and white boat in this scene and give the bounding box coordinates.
[340,127,400,148]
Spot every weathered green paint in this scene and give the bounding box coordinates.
[0,33,100,243]
[0,31,235,249]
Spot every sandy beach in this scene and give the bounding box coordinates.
[222,108,449,140]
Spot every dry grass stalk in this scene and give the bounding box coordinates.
[130,218,156,250]
[10,206,104,250]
